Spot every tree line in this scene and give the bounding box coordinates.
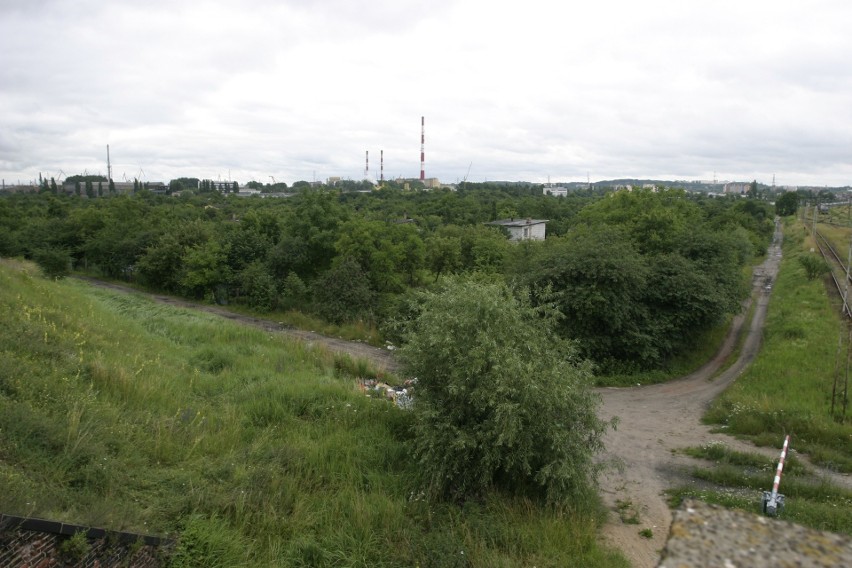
[0,185,776,374]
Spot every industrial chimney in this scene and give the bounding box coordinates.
[420,116,425,181]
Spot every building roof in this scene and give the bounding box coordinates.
[488,218,548,228]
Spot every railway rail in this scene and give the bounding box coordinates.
[813,227,852,318]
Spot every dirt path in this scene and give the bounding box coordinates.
[76,277,400,375]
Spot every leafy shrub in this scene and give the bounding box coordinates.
[32,247,71,279]
[59,531,91,563]
[798,253,830,280]
[399,277,608,504]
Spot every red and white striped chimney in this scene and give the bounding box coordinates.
[420,116,425,181]
[380,149,384,182]
[365,150,369,179]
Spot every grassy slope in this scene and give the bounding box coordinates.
[0,259,625,567]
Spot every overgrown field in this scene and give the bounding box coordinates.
[704,219,852,472]
[0,259,625,567]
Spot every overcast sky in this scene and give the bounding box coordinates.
[2,0,851,188]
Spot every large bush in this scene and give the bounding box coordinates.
[398,277,608,503]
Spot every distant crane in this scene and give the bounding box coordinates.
[269,176,276,184]
[461,162,472,187]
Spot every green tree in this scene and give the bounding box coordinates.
[398,278,607,503]
[283,191,348,277]
[334,219,424,293]
[239,261,277,311]
[425,234,462,281]
[775,191,799,216]
[180,239,231,300]
[136,220,210,292]
[85,180,94,198]
[520,226,655,370]
[312,256,374,323]
[32,247,72,279]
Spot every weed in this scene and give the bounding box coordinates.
[639,528,653,539]
[615,499,641,524]
[59,531,91,563]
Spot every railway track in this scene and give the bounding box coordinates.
[813,227,852,317]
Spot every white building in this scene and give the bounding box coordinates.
[488,218,548,241]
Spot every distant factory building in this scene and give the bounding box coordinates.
[724,182,750,194]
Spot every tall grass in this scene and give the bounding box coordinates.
[0,259,625,567]
[704,219,852,472]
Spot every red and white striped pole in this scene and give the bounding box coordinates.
[772,435,790,497]
[420,116,425,181]
[763,435,790,516]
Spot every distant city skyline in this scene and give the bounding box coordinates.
[2,1,851,188]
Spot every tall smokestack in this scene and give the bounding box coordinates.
[420,116,425,181]
[365,150,369,179]
[380,149,384,182]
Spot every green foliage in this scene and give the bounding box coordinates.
[334,219,424,293]
[32,247,72,279]
[169,515,247,568]
[0,258,624,567]
[180,240,231,300]
[0,186,774,376]
[59,531,91,563]
[776,191,799,216]
[279,272,308,309]
[519,226,655,370]
[239,260,277,311]
[312,256,375,324]
[399,277,608,503]
[516,191,755,373]
[798,253,830,280]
